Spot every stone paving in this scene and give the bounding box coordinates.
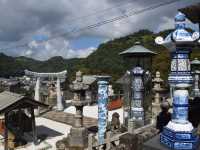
[42,110,98,128]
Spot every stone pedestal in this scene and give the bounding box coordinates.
[68,127,88,148]
[152,103,161,124]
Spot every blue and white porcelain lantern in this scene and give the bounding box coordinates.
[131,66,144,125]
[155,12,199,150]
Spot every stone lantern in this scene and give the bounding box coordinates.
[119,42,157,130]
[155,12,200,150]
[191,58,200,97]
[152,71,166,123]
[68,71,89,149]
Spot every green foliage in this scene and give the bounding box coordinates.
[0,29,199,87]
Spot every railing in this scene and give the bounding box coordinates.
[88,131,128,150]
[88,123,156,150]
[133,123,155,134]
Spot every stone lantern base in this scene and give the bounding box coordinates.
[160,121,199,150]
[68,127,88,149]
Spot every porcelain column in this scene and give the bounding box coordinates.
[97,76,110,145]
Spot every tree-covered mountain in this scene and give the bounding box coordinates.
[0,29,199,83]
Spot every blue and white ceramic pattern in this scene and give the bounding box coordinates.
[131,66,144,122]
[98,80,109,145]
[155,12,199,150]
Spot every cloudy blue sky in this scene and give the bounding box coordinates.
[0,0,199,60]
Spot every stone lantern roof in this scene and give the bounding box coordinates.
[191,58,200,65]
[119,42,157,57]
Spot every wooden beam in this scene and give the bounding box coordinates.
[18,108,22,138]
[30,107,37,145]
[4,112,8,150]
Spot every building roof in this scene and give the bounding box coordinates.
[0,91,48,114]
[179,3,200,24]
[82,75,97,85]
[116,72,131,85]
[119,42,157,57]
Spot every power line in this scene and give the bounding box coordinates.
[47,0,182,39]
[47,0,142,35]
[0,0,182,51]
[63,0,136,24]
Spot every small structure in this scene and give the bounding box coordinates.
[25,70,67,114]
[0,91,47,150]
[68,71,89,149]
[116,71,131,127]
[191,58,200,97]
[155,12,199,149]
[152,71,166,123]
[119,42,157,131]
[82,75,98,104]
[0,78,21,93]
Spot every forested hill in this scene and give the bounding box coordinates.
[0,29,199,82]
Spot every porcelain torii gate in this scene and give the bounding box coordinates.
[25,70,67,115]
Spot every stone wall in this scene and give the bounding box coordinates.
[117,124,158,150]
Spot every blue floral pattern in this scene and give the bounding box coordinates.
[98,80,108,145]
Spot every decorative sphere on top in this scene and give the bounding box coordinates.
[76,71,82,82]
[175,12,186,22]
[156,71,161,78]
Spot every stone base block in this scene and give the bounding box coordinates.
[68,127,88,148]
[160,123,199,150]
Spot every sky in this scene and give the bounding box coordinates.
[0,0,199,60]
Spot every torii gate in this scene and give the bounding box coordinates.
[25,69,67,115]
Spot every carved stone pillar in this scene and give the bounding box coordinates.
[130,66,144,128]
[56,78,64,111]
[34,77,40,116]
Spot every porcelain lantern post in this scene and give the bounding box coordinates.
[155,12,200,150]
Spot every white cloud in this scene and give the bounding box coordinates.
[20,37,96,60]
[0,0,199,60]
[67,47,96,58]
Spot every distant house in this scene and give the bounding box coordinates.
[0,78,21,93]
[0,91,47,150]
